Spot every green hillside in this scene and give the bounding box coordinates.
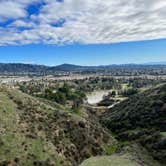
[1,84,166,166]
[0,86,114,166]
[102,84,166,165]
[80,155,141,166]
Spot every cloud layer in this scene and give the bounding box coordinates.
[0,0,166,45]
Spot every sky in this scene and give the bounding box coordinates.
[0,0,166,66]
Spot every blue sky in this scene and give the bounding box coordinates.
[0,39,166,66]
[0,0,166,65]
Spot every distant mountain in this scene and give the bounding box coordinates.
[0,63,48,74]
[49,63,86,71]
[0,62,166,75]
[52,62,166,70]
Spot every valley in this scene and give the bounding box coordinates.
[0,69,165,165]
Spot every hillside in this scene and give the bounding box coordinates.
[49,64,86,71]
[0,63,48,74]
[0,86,114,166]
[0,83,166,166]
[80,155,141,166]
[102,84,166,165]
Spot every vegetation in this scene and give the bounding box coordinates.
[80,155,141,166]
[118,88,138,97]
[102,84,166,165]
[0,85,115,165]
[1,75,166,166]
[20,82,86,109]
[161,132,166,138]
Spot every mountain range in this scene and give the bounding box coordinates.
[0,62,166,75]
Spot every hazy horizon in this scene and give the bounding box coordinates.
[1,60,166,67]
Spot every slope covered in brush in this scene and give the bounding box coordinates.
[0,86,114,166]
[102,84,166,165]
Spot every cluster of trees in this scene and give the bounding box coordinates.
[42,83,86,109]
[19,81,87,110]
[18,76,166,97]
[74,77,122,92]
[118,88,138,97]
[128,78,166,88]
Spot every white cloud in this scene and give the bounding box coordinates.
[0,0,166,45]
[9,20,35,28]
[0,0,40,20]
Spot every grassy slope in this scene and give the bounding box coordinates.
[80,155,141,166]
[0,87,63,166]
[0,86,114,165]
